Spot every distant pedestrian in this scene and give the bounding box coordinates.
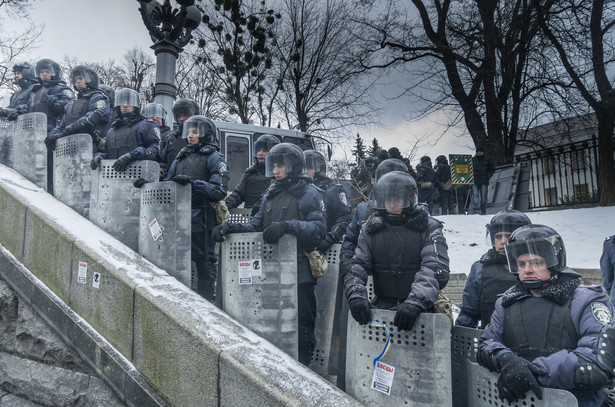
[472,147,495,215]
[434,155,455,215]
[415,155,439,215]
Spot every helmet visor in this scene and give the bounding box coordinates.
[505,237,561,274]
[143,104,166,119]
[115,90,140,109]
[70,68,93,87]
[373,181,413,211]
[265,152,299,177]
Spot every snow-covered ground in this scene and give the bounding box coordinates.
[436,206,615,276]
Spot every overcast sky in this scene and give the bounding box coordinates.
[1,0,475,164]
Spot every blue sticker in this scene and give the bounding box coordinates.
[592,302,612,326]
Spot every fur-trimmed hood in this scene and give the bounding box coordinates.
[501,272,581,307]
[364,207,429,235]
[265,175,313,199]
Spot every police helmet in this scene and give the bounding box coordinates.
[182,115,218,146]
[304,150,327,177]
[420,155,432,165]
[436,155,448,165]
[69,65,100,90]
[115,88,141,112]
[375,158,409,182]
[99,85,115,108]
[388,147,401,158]
[35,58,62,81]
[143,103,167,125]
[254,134,279,156]
[265,143,306,177]
[13,62,36,82]
[505,224,566,275]
[373,171,418,211]
[486,210,532,246]
[363,156,376,170]
[172,98,200,119]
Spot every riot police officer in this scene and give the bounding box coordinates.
[455,210,532,328]
[344,171,450,332]
[46,65,111,153]
[304,150,351,253]
[91,88,160,172]
[159,98,199,179]
[165,115,228,301]
[0,62,37,121]
[212,143,327,365]
[224,134,279,214]
[143,103,172,140]
[478,225,615,406]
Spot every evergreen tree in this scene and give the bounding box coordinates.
[369,137,382,157]
[352,133,366,164]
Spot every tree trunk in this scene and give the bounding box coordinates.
[596,111,615,205]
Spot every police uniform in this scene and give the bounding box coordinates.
[29,80,74,132]
[102,114,160,161]
[224,175,327,365]
[456,249,518,328]
[479,272,615,407]
[601,235,615,304]
[51,89,111,154]
[159,127,187,179]
[312,175,351,253]
[224,163,271,210]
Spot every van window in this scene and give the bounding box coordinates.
[225,135,251,192]
[282,136,313,151]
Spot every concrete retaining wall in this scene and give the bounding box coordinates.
[0,165,361,407]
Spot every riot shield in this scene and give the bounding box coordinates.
[452,326,483,407]
[138,181,192,288]
[53,134,93,217]
[228,207,253,223]
[12,112,48,190]
[346,310,452,406]
[89,160,160,251]
[220,232,298,359]
[309,243,341,377]
[467,362,578,407]
[0,118,13,167]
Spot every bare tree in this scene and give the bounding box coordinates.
[532,0,615,205]
[120,47,155,95]
[274,0,383,138]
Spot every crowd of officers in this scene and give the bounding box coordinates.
[3,60,615,406]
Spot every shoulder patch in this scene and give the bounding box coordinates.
[320,199,326,212]
[95,100,106,110]
[219,162,228,174]
[63,89,74,98]
[591,302,612,326]
[339,191,348,206]
[154,128,161,138]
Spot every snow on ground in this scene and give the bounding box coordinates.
[436,206,615,276]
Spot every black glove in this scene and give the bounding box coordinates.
[133,178,149,188]
[113,153,133,172]
[262,221,288,243]
[44,135,58,150]
[0,108,9,118]
[212,222,231,242]
[349,298,372,325]
[6,110,18,121]
[316,234,337,253]
[90,155,103,170]
[393,303,422,331]
[172,175,191,185]
[250,204,260,216]
[496,352,547,402]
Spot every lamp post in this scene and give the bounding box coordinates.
[136,0,201,125]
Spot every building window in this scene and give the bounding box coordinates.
[545,187,558,206]
[574,184,589,201]
[543,156,557,175]
[571,150,586,171]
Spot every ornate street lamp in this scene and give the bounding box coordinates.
[137,0,201,125]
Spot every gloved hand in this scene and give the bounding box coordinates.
[6,110,19,121]
[496,352,547,402]
[0,108,10,118]
[250,204,260,216]
[133,178,149,188]
[112,153,133,172]
[44,135,58,150]
[316,234,337,253]
[212,222,231,242]
[47,94,59,105]
[90,155,103,170]
[349,298,372,325]
[393,303,422,331]
[172,175,191,185]
[263,221,288,244]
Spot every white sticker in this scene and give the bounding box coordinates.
[149,218,163,241]
[251,258,263,277]
[93,272,101,288]
[238,261,253,285]
[77,261,87,284]
[371,361,395,395]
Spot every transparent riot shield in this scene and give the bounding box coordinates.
[452,326,483,407]
[89,160,160,251]
[467,362,578,407]
[220,232,298,359]
[139,181,192,288]
[12,112,48,190]
[53,134,93,217]
[309,243,341,377]
[0,118,13,167]
[346,310,452,406]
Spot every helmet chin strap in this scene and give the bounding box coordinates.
[520,273,558,290]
